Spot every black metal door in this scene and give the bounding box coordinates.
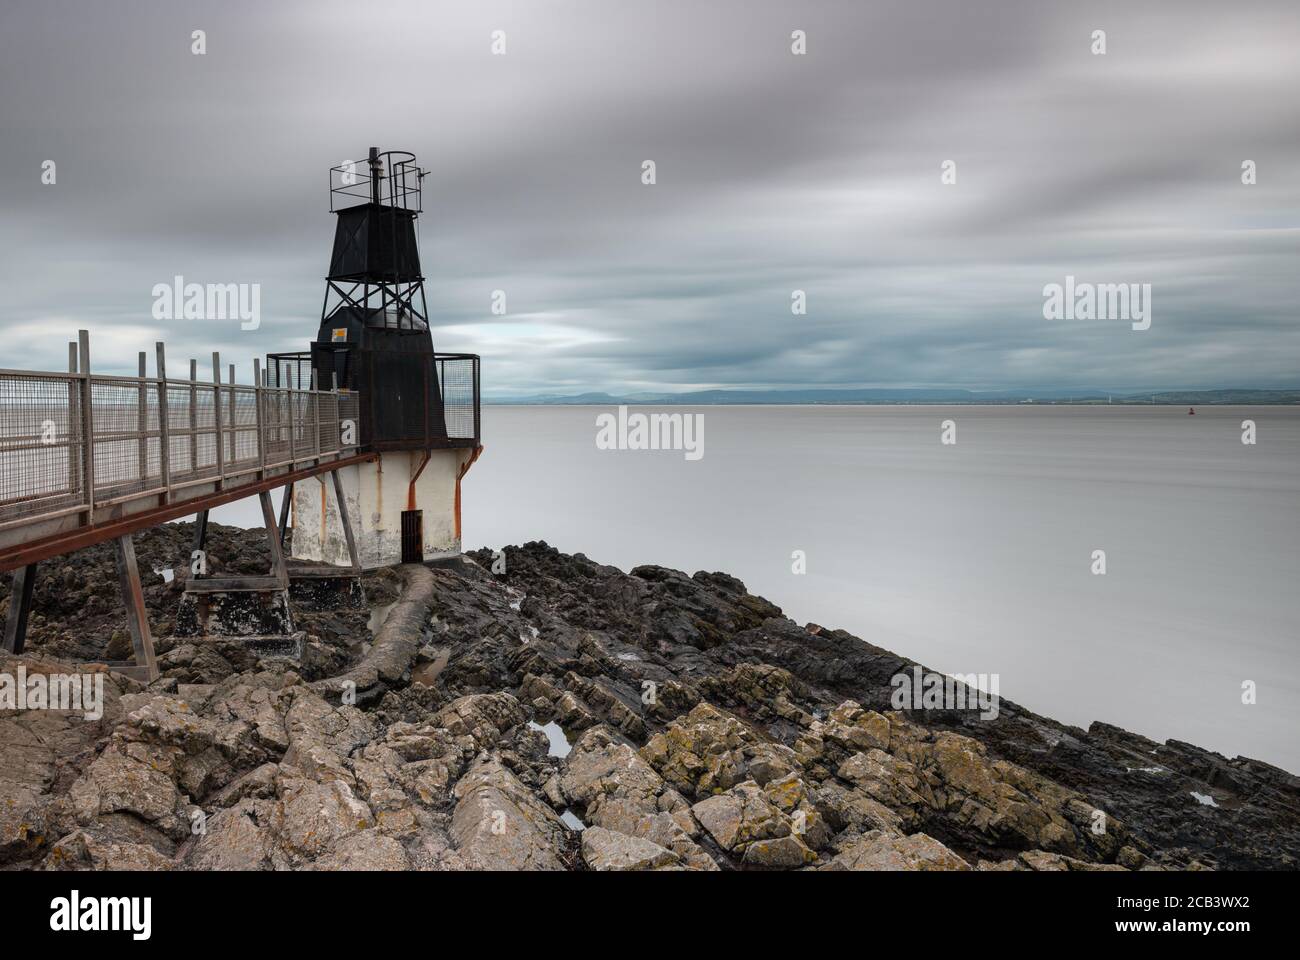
[400,509,423,563]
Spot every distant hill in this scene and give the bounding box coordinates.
[485,387,1300,405]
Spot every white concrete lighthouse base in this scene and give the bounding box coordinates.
[290,448,476,570]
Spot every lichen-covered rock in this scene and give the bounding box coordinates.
[700,664,816,727]
[433,693,526,750]
[824,831,970,871]
[1,662,126,865]
[742,834,817,868]
[42,831,174,871]
[210,762,278,808]
[184,799,277,871]
[450,755,566,871]
[0,783,50,864]
[282,687,377,786]
[581,826,680,871]
[691,780,791,852]
[123,696,219,754]
[69,747,191,840]
[825,702,893,751]
[311,830,411,870]
[557,727,717,869]
[810,779,905,836]
[552,691,597,731]
[156,643,237,685]
[823,708,1126,860]
[399,758,458,806]
[348,750,406,813]
[836,749,932,832]
[203,674,293,756]
[560,672,647,742]
[1016,850,1128,872]
[641,702,755,797]
[0,720,58,863]
[582,795,717,870]
[274,779,374,859]
[561,726,679,816]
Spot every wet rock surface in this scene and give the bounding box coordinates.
[2,534,1296,870]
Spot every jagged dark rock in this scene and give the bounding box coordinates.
[2,534,1295,870]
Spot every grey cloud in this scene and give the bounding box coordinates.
[1,0,1297,394]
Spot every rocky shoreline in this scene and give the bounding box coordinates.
[2,525,1296,871]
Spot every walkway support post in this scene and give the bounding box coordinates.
[278,482,294,548]
[188,359,198,476]
[137,352,149,490]
[67,343,79,503]
[311,369,321,463]
[229,363,236,467]
[212,353,225,487]
[192,510,209,578]
[2,563,37,655]
[253,358,265,479]
[113,534,157,680]
[78,331,95,517]
[260,490,289,590]
[156,342,171,500]
[332,470,360,572]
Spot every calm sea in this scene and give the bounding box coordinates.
[212,404,1300,771]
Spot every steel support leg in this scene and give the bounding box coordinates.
[331,470,361,572]
[277,482,294,549]
[113,535,157,680]
[191,509,209,578]
[261,491,289,589]
[3,563,38,655]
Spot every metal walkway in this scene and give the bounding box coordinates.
[0,331,363,570]
[1,331,367,677]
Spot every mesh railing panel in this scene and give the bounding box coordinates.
[90,379,163,500]
[436,356,478,441]
[0,373,84,522]
[226,385,261,468]
[0,366,361,527]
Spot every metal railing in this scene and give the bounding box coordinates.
[436,353,480,443]
[266,350,480,447]
[329,150,423,212]
[0,332,359,531]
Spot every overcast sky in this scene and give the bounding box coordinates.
[1,0,1297,396]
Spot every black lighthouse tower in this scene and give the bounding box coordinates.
[310,147,448,450]
[271,147,479,569]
